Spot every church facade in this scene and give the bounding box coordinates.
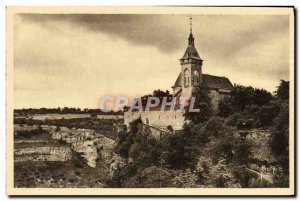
[124,25,233,132]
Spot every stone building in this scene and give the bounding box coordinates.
[124,22,233,131]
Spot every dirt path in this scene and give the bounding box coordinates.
[246,168,273,184]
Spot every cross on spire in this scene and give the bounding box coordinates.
[188,16,194,45]
[190,16,192,33]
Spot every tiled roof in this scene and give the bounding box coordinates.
[172,72,182,88]
[202,74,233,90]
[172,73,233,90]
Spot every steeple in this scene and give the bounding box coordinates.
[188,17,194,45]
[178,17,203,98]
[188,33,194,45]
[181,17,201,61]
[190,16,192,33]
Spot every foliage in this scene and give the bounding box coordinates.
[14,107,123,115]
[172,169,199,187]
[196,157,241,188]
[14,117,120,140]
[252,88,273,106]
[14,126,47,139]
[184,86,213,123]
[226,100,282,129]
[270,101,289,163]
[72,152,86,169]
[232,165,256,187]
[125,166,173,188]
[108,163,138,187]
[110,80,289,188]
[273,167,289,187]
[270,100,289,187]
[275,80,289,100]
[229,85,272,111]
[218,96,234,117]
[152,89,170,97]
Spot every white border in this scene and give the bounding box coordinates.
[1,1,298,200]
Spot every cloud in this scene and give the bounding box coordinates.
[14,14,290,108]
[19,14,289,56]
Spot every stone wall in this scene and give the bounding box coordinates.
[124,111,186,131]
[208,89,230,111]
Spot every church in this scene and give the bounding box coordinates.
[124,20,233,134]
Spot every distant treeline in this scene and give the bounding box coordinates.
[14,108,123,115]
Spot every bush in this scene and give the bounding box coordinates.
[72,152,86,168]
[125,166,172,188]
[14,126,47,139]
[172,169,199,187]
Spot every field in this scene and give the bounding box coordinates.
[15,113,124,121]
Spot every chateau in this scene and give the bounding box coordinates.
[124,21,233,134]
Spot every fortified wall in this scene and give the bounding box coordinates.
[124,110,186,131]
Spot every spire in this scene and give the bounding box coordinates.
[180,16,201,61]
[188,17,194,45]
[190,16,192,34]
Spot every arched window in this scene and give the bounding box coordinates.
[184,69,189,86]
[193,70,199,85]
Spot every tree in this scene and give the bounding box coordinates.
[232,137,252,165]
[90,113,97,119]
[184,86,213,123]
[230,85,254,111]
[218,96,234,117]
[275,80,289,100]
[125,166,173,188]
[152,89,170,97]
[270,100,289,187]
[196,157,241,188]
[252,88,273,106]
[228,85,273,112]
[172,169,199,187]
[270,102,289,165]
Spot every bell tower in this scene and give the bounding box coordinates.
[180,17,203,98]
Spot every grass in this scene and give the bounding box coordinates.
[14,160,110,188]
[14,117,121,140]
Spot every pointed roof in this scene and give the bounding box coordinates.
[181,33,202,60]
[172,72,182,88]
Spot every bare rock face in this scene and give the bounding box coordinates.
[14,124,39,132]
[52,132,62,140]
[48,126,116,168]
[83,141,98,168]
[109,153,126,177]
[15,124,117,168]
[72,140,98,168]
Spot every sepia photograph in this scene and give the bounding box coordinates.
[6,6,295,196]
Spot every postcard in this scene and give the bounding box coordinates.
[6,6,295,196]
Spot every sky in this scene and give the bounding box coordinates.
[14,14,290,109]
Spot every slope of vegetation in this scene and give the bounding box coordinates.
[107,80,289,188]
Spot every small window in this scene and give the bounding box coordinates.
[146,118,149,124]
[184,69,189,86]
